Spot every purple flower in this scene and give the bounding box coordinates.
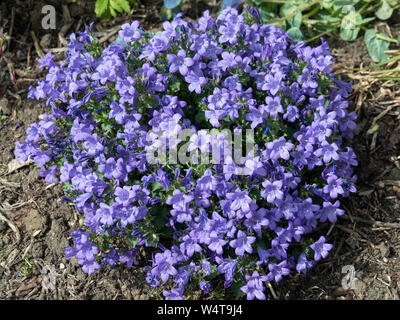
[315,142,339,164]
[152,250,178,283]
[95,202,114,226]
[103,249,119,267]
[208,235,226,255]
[262,72,283,95]
[119,249,139,268]
[323,174,344,199]
[118,21,141,43]
[310,236,333,261]
[217,258,237,288]
[229,230,256,256]
[115,186,133,206]
[163,288,184,300]
[261,180,284,204]
[82,258,101,275]
[218,51,238,72]
[246,106,266,129]
[266,261,290,282]
[265,137,294,161]
[296,254,313,274]
[226,189,253,216]
[167,49,194,76]
[240,271,268,300]
[318,200,345,223]
[263,95,284,119]
[199,281,211,294]
[185,70,207,94]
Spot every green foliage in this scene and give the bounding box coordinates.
[18,258,33,277]
[364,28,390,62]
[95,0,136,20]
[247,0,399,62]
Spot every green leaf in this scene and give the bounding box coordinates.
[280,4,302,29]
[287,11,302,29]
[360,17,376,25]
[151,181,163,192]
[109,5,117,17]
[340,26,360,41]
[95,0,109,17]
[206,264,219,280]
[364,29,390,62]
[386,0,397,6]
[117,0,131,13]
[375,0,393,20]
[149,206,170,232]
[333,0,358,5]
[144,96,159,108]
[287,27,305,42]
[126,236,139,248]
[195,111,206,124]
[170,80,181,92]
[340,11,362,41]
[110,0,122,12]
[259,8,276,23]
[367,123,379,135]
[321,0,335,9]
[231,280,246,299]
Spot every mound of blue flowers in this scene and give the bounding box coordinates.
[15,7,357,300]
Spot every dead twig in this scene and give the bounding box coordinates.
[341,214,400,229]
[378,180,400,188]
[58,21,74,47]
[99,25,121,44]
[0,178,20,188]
[371,104,396,127]
[75,17,83,33]
[0,207,21,243]
[30,31,45,58]
[267,282,278,299]
[43,47,68,54]
[62,4,72,23]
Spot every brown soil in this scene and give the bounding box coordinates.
[0,0,400,300]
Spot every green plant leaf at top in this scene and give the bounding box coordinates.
[258,7,276,23]
[340,11,362,41]
[364,28,390,62]
[95,0,109,17]
[116,0,131,13]
[280,4,302,29]
[95,0,134,18]
[375,0,394,20]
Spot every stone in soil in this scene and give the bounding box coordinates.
[23,209,47,236]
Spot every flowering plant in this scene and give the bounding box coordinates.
[16,6,357,300]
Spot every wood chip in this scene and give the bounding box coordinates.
[15,277,42,298]
[7,158,33,174]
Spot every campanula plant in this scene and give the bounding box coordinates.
[16,6,357,299]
